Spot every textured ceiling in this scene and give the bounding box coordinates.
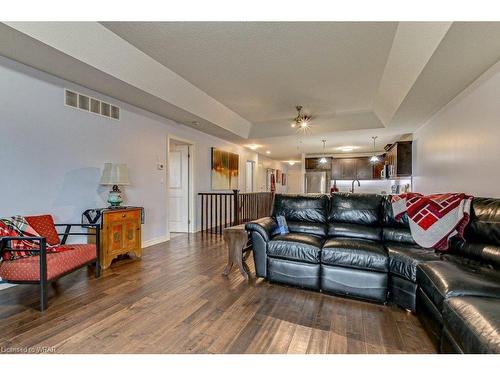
[101,22,398,138]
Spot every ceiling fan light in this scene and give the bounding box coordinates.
[319,157,327,164]
[370,155,380,163]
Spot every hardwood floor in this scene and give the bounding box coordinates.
[0,233,436,354]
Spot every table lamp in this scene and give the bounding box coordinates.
[100,163,130,207]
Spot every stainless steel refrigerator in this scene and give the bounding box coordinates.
[305,171,328,194]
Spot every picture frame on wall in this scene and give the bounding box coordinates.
[282,173,286,186]
[276,169,282,184]
[211,147,239,190]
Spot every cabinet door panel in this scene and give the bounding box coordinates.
[341,159,356,180]
[108,222,124,253]
[332,159,341,180]
[356,158,373,180]
[124,219,140,251]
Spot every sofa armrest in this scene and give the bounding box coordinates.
[245,217,277,242]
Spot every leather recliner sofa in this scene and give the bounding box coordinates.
[245,193,500,353]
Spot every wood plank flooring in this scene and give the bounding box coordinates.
[0,233,436,354]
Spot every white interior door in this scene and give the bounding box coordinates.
[245,161,254,192]
[169,144,189,232]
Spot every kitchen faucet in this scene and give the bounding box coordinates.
[351,179,360,193]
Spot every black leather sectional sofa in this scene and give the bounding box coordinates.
[245,193,500,353]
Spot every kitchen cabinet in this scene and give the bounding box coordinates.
[355,157,373,180]
[385,141,412,178]
[305,157,332,170]
[332,157,375,180]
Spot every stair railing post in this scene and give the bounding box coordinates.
[233,189,239,226]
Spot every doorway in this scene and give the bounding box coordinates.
[245,160,255,192]
[168,138,193,234]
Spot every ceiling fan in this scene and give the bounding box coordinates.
[291,105,312,133]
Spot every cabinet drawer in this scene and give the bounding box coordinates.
[105,209,141,223]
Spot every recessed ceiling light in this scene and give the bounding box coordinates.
[337,146,357,152]
[266,150,271,154]
[288,160,298,166]
[246,144,261,150]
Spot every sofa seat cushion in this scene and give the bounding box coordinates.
[0,244,97,282]
[327,223,381,241]
[268,233,323,264]
[443,297,500,353]
[416,261,500,311]
[321,238,388,272]
[383,227,416,245]
[386,242,441,282]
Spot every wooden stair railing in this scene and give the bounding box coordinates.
[198,190,274,235]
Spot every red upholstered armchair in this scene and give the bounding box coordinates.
[0,217,100,311]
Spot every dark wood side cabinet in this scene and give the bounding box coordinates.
[88,207,142,269]
[385,141,412,177]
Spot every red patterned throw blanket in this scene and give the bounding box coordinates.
[391,193,473,250]
[0,216,63,261]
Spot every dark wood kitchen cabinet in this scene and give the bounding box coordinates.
[305,157,332,170]
[385,141,412,177]
[332,157,374,180]
[355,157,373,180]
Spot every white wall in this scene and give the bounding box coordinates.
[413,62,500,198]
[286,164,302,194]
[255,154,288,193]
[0,56,288,248]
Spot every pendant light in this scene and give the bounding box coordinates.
[319,140,327,164]
[370,136,381,163]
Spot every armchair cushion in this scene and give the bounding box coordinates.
[25,215,60,246]
[0,244,96,281]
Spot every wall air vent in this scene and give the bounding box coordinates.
[64,89,120,120]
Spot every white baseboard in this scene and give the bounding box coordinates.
[142,235,169,249]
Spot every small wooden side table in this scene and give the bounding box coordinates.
[87,207,143,269]
[222,224,253,281]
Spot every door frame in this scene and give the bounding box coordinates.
[166,135,196,238]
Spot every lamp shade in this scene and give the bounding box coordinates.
[100,163,130,186]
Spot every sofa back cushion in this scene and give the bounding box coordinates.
[272,194,329,224]
[381,195,417,245]
[328,193,382,241]
[465,197,500,246]
[451,197,500,268]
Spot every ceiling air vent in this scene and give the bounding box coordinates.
[78,94,90,111]
[65,90,78,107]
[64,89,120,121]
[90,98,100,114]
